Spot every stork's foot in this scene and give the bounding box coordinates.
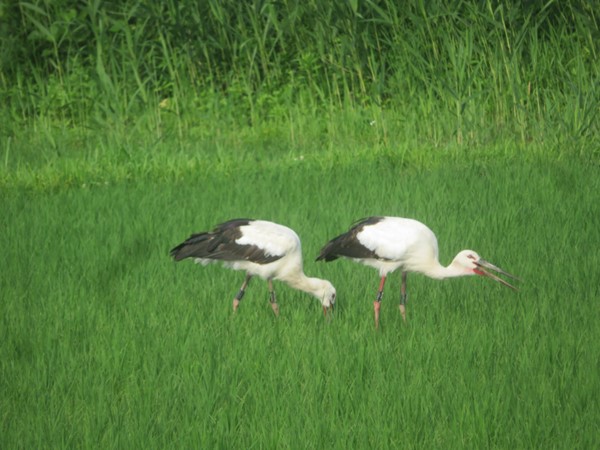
[233,299,240,312]
[374,301,381,329]
[399,304,406,322]
[271,302,280,317]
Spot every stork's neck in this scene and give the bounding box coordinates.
[422,259,471,280]
[280,271,324,297]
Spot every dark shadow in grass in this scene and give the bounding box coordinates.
[93,237,154,304]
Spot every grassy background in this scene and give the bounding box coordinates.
[2,0,600,448]
[2,157,600,448]
[2,0,599,187]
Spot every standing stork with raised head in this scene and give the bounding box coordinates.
[171,219,336,316]
[317,216,518,328]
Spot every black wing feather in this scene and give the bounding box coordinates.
[316,216,384,262]
[170,218,283,265]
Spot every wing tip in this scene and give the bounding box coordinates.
[316,241,340,262]
[169,243,188,261]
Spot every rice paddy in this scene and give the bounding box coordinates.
[2,1,599,447]
[2,156,599,448]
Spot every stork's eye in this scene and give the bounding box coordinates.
[467,254,476,260]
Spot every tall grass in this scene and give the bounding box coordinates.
[1,157,599,448]
[1,0,598,177]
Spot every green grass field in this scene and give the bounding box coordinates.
[2,155,599,448]
[2,1,599,448]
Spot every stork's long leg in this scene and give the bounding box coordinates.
[399,271,407,321]
[233,273,252,312]
[374,276,386,329]
[268,279,280,316]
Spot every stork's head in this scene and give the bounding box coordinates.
[453,250,519,290]
[317,280,337,314]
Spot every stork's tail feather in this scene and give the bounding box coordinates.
[316,236,343,262]
[170,233,212,261]
[317,217,383,262]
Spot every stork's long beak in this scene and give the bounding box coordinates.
[475,259,520,291]
[323,304,334,318]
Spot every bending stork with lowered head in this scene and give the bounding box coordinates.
[171,219,336,316]
[317,216,518,328]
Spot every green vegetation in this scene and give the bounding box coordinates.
[1,0,599,448]
[1,0,599,187]
[2,159,600,448]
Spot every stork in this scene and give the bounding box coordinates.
[317,216,518,328]
[171,219,336,316]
